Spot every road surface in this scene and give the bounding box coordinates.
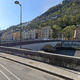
[0,57,64,80]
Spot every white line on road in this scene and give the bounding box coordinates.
[0,70,11,80]
[0,64,21,80]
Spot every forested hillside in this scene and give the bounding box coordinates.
[25,0,80,29]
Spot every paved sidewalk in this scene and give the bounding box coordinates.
[0,52,80,80]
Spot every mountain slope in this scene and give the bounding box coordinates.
[1,0,80,33]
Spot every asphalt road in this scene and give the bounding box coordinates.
[0,57,64,80]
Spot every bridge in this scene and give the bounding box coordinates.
[14,41,61,51]
[12,40,80,51]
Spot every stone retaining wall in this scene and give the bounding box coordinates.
[0,46,80,71]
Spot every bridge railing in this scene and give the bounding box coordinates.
[62,41,80,48]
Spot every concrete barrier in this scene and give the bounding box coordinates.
[0,46,80,71]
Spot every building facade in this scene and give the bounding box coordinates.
[41,26,52,39]
[2,30,13,40]
[23,29,42,40]
[75,27,80,40]
[1,25,52,41]
[38,30,42,39]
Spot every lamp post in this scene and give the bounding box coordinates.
[0,33,2,44]
[14,1,22,48]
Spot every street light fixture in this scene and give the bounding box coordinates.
[14,1,22,48]
[14,1,19,4]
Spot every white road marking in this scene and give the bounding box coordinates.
[0,64,21,80]
[0,70,11,80]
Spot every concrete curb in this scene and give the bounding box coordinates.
[0,55,73,80]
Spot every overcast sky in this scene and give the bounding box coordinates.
[0,0,63,30]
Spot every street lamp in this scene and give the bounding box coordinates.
[0,33,2,44]
[14,1,22,48]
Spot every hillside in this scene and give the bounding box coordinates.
[1,0,80,33]
[32,0,80,27]
[34,0,80,22]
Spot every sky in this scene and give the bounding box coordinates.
[0,0,63,30]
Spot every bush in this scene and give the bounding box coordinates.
[55,43,61,47]
[40,44,55,52]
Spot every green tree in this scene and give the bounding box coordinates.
[38,25,41,29]
[63,15,69,27]
[68,15,76,25]
[49,20,54,28]
[61,25,76,40]
[1,37,4,40]
[57,17,63,27]
[52,25,62,39]
[76,14,80,25]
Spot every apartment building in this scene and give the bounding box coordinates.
[74,30,76,39]
[6,32,9,40]
[2,25,52,41]
[23,26,52,40]
[75,26,80,40]
[23,29,37,40]
[23,29,42,40]
[12,32,17,40]
[12,30,23,40]
[23,30,30,40]
[41,26,52,39]
[2,30,13,40]
[9,30,13,40]
[38,30,42,39]
[1,33,6,40]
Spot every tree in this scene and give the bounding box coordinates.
[1,37,4,40]
[76,14,80,25]
[38,25,41,29]
[49,20,54,28]
[57,17,63,27]
[68,15,76,25]
[52,25,62,39]
[61,25,76,40]
[63,15,69,27]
